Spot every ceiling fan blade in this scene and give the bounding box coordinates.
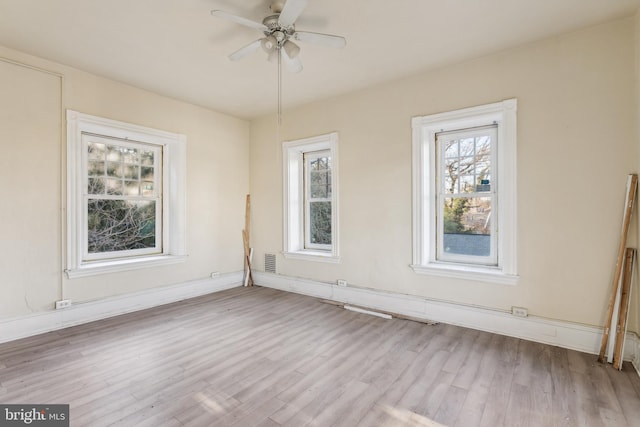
[278,0,309,27]
[293,31,346,49]
[228,39,263,61]
[282,48,303,73]
[211,10,267,31]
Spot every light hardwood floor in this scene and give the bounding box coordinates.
[1,286,640,426]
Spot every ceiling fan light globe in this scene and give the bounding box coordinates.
[282,40,300,59]
[261,36,277,52]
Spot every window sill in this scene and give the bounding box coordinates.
[66,254,188,278]
[411,263,519,285]
[283,250,341,264]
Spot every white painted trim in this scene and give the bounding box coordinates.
[282,132,339,261]
[65,110,188,278]
[630,333,640,375]
[0,272,242,344]
[411,99,518,282]
[254,272,637,361]
[283,251,341,263]
[411,263,518,285]
[66,254,188,278]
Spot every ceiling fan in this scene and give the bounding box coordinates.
[211,0,347,73]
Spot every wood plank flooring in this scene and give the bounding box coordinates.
[1,286,640,426]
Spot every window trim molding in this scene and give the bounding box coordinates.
[282,132,340,262]
[411,99,518,284]
[66,110,187,278]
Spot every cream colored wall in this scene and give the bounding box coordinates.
[0,59,62,319]
[630,11,640,336]
[250,17,638,329]
[1,16,637,333]
[0,45,250,318]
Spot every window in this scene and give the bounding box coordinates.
[304,150,333,250]
[283,133,339,262]
[411,99,518,284]
[85,136,162,260]
[66,111,187,278]
[437,125,497,265]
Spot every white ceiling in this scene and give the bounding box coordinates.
[0,0,639,119]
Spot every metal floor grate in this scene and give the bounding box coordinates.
[264,253,276,273]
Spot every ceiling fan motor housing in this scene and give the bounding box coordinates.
[262,15,295,48]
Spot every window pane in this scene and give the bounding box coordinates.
[87,199,157,253]
[88,161,104,177]
[476,136,491,152]
[459,138,475,156]
[475,161,490,178]
[444,140,458,158]
[310,156,330,171]
[310,170,331,198]
[141,181,154,197]
[106,178,123,195]
[459,175,475,193]
[476,176,491,192]
[310,170,327,185]
[141,150,154,166]
[310,184,328,198]
[440,131,493,195]
[123,165,138,179]
[123,149,139,164]
[141,166,154,180]
[309,201,331,245]
[458,157,475,175]
[106,145,122,162]
[125,180,140,196]
[106,162,123,178]
[442,197,492,257]
[88,177,105,194]
[87,142,105,161]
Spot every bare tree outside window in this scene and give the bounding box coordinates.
[87,199,156,253]
[86,141,161,255]
[305,152,332,247]
[438,128,495,259]
[412,99,516,275]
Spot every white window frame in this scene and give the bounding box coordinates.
[303,150,333,251]
[283,132,339,262]
[66,110,187,278]
[82,134,164,261]
[436,125,498,266]
[411,99,518,285]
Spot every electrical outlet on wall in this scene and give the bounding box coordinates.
[55,300,72,310]
[210,272,220,278]
[337,279,347,287]
[511,306,528,317]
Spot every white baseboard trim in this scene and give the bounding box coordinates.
[254,272,638,362]
[631,333,640,375]
[0,272,243,344]
[4,270,637,370]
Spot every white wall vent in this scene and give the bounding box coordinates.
[265,253,276,274]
